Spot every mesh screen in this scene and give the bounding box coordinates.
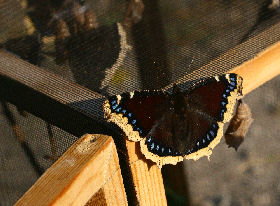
[0,0,280,205]
[0,102,78,204]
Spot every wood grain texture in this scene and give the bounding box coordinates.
[126,140,167,206]
[231,41,280,95]
[15,134,127,206]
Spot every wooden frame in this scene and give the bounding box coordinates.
[16,134,127,206]
[231,41,280,95]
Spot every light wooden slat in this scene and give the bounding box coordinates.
[126,140,167,206]
[230,41,280,95]
[15,134,127,206]
[102,141,128,206]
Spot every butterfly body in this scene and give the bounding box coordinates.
[103,73,243,168]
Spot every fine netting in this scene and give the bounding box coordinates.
[0,0,280,205]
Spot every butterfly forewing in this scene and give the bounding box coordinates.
[106,91,169,139]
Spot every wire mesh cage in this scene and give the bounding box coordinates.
[0,0,280,205]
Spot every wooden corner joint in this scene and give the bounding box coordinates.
[16,134,127,206]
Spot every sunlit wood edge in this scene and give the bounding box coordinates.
[15,134,127,206]
[230,41,280,95]
[126,140,168,206]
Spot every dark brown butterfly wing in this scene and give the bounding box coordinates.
[103,73,243,167]
[103,90,169,141]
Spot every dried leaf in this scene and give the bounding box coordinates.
[225,100,253,151]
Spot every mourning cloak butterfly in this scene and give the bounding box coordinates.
[103,73,243,168]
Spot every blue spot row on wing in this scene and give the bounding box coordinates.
[186,123,219,155]
[219,74,238,121]
[145,136,182,157]
[109,96,145,136]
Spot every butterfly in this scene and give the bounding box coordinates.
[103,73,243,168]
